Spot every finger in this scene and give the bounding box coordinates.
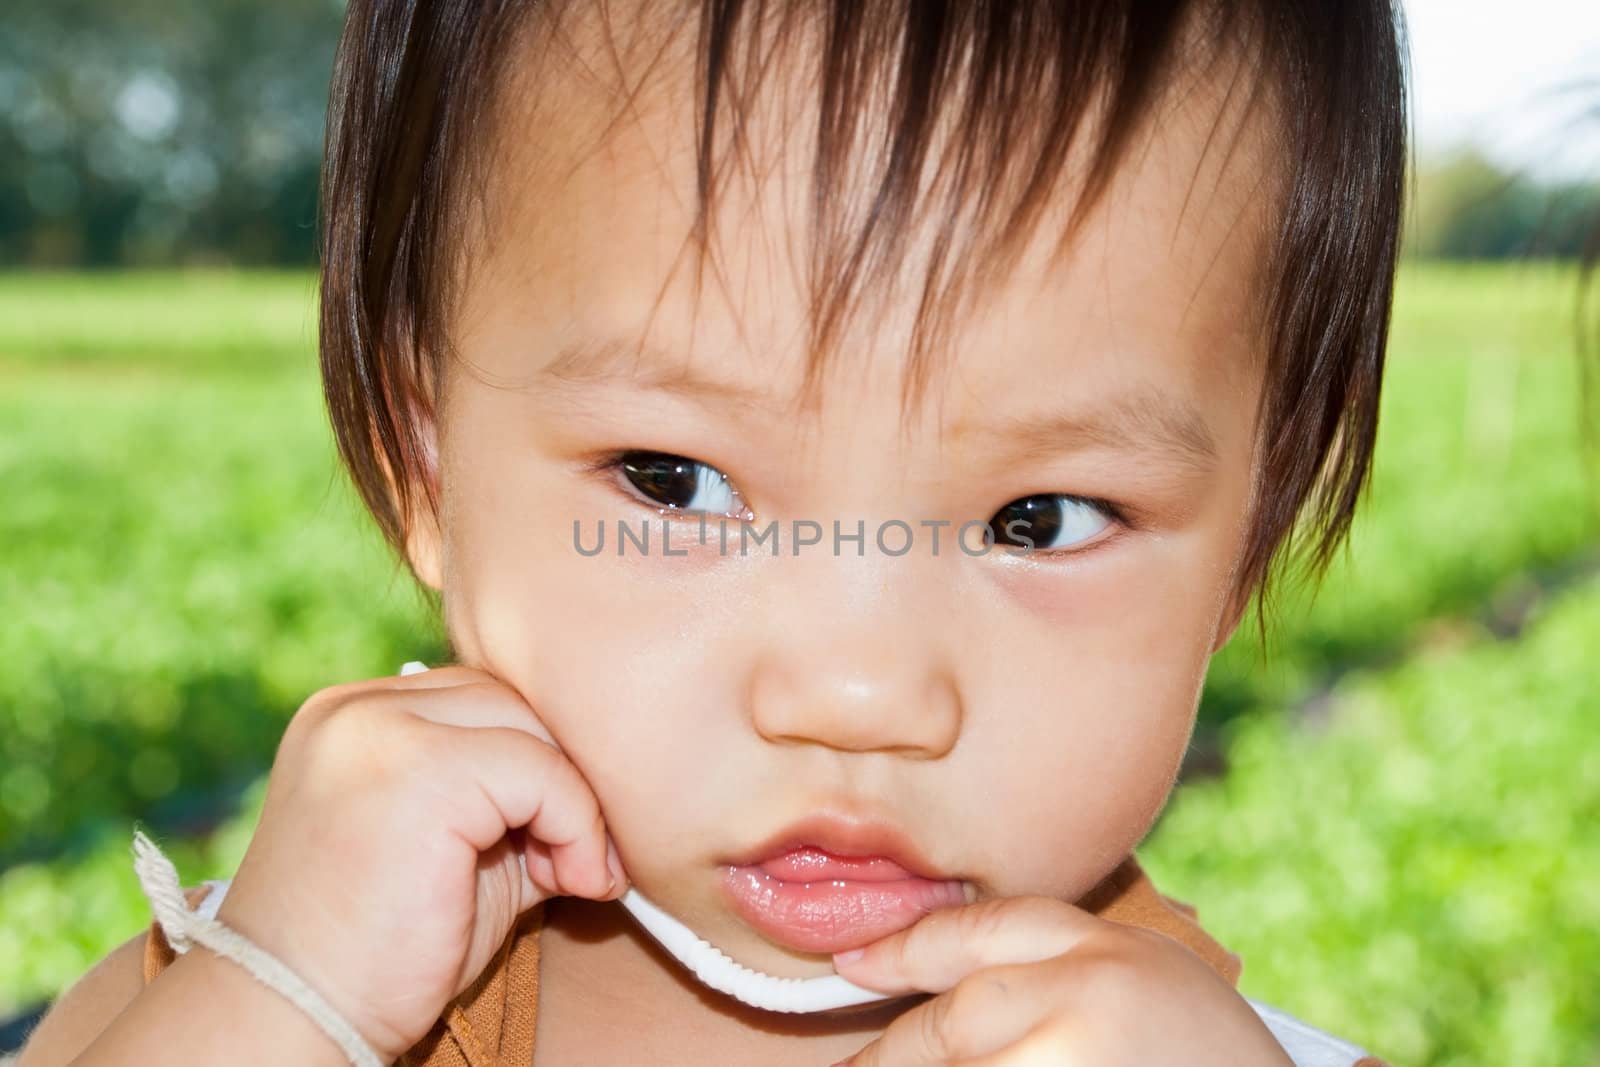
[378,675,600,884]
[314,664,544,721]
[388,661,476,683]
[949,1039,1065,1067]
[522,835,561,895]
[487,828,545,910]
[320,663,490,699]
[524,827,627,900]
[427,720,623,900]
[842,961,1065,1067]
[322,683,617,893]
[381,680,561,748]
[294,665,549,741]
[831,896,1098,996]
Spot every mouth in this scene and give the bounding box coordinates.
[719,811,971,955]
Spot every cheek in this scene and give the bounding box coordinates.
[959,665,1198,898]
[964,538,1219,894]
[435,388,1239,901]
[438,440,714,768]
[458,548,713,744]
[448,541,733,897]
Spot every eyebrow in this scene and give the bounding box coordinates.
[947,386,1221,473]
[539,335,777,410]
[538,335,1220,471]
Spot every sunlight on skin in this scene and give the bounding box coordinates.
[397,6,1279,1064]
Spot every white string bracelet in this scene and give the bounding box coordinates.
[131,828,386,1067]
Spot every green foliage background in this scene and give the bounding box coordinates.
[1,263,1597,1065]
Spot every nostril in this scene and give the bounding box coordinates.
[746,654,963,759]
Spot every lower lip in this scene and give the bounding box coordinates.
[721,851,967,954]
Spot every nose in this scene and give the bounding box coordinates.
[745,552,964,759]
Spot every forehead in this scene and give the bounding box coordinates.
[450,3,1278,453]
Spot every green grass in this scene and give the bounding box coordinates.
[1204,260,1600,725]
[0,272,447,866]
[1143,568,1600,1067]
[2,263,1597,1066]
[0,270,320,371]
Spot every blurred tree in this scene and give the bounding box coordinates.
[1405,147,1600,260]
[0,0,346,267]
[1,0,1597,268]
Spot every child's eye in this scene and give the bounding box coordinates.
[988,493,1125,555]
[605,449,751,519]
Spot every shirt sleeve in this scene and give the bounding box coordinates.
[1244,997,1391,1067]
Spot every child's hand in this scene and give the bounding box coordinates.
[210,664,628,1063]
[827,896,1293,1066]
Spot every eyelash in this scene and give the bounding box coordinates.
[997,494,1136,561]
[581,449,1138,559]
[582,449,754,522]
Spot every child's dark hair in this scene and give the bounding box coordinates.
[316,0,1408,647]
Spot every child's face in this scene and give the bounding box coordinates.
[407,16,1271,981]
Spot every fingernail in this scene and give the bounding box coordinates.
[605,837,626,896]
[833,948,865,966]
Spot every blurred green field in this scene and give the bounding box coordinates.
[1144,566,1600,1067]
[1,264,1597,1065]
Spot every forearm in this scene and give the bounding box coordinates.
[67,946,366,1067]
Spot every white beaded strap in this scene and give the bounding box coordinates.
[131,828,387,1067]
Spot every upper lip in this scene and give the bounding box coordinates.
[721,809,954,882]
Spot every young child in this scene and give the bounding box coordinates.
[18,0,1406,1064]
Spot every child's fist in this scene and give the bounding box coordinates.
[211,664,628,1062]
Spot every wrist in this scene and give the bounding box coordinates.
[71,944,382,1067]
[177,946,385,1065]
[209,899,412,1062]
[128,828,401,1064]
